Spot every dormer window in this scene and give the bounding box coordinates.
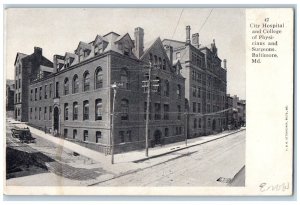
[124,44,130,56]
[65,58,71,68]
[95,43,103,55]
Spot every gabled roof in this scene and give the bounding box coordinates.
[14,52,28,65]
[140,37,161,60]
[103,31,120,38]
[114,33,134,45]
[65,52,77,59]
[75,41,92,53]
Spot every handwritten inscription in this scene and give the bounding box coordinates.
[259,182,290,192]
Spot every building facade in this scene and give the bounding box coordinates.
[14,48,53,122]
[163,26,227,137]
[6,80,15,111]
[226,94,246,129]
[24,27,185,153]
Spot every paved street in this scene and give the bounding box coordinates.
[6,118,245,186]
[94,130,245,186]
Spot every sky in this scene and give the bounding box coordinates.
[5,8,245,99]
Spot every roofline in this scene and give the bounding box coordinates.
[162,38,185,44]
[103,31,120,37]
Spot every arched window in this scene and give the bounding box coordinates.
[73,75,79,93]
[83,72,90,91]
[121,99,129,120]
[64,78,69,95]
[164,80,169,96]
[73,102,78,120]
[95,67,103,89]
[83,100,89,120]
[121,68,129,89]
[95,99,102,120]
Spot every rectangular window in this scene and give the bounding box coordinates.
[163,104,169,120]
[192,86,197,97]
[49,106,52,120]
[73,102,78,120]
[198,87,201,98]
[96,131,102,143]
[193,102,196,113]
[127,130,132,142]
[39,107,41,120]
[95,99,102,120]
[30,89,33,101]
[165,128,169,137]
[119,131,125,143]
[198,103,201,113]
[83,100,89,120]
[35,88,37,101]
[194,118,197,129]
[35,107,37,119]
[39,87,42,100]
[198,118,202,128]
[30,108,32,119]
[55,82,59,98]
[154,103,161,120]
[44,107,47,120]
[64,103,69,120]
[49,84,52,98]
[44,85,48,99]
[18,79,21,89]
[177,105,181,120]
[73,130,77,139]
[83,130,88,141]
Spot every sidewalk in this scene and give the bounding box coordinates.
[9,118,245,165]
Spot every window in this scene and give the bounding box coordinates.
[30,108,32,119]
[198,103,201,113]
[165,128,169,137]
[55,82,59,98]
[198,118,202,128]
[15,80,17,90]
[64,103,69,120]
[18,79,21,89]
[192,86,197,97]
[39,87,42,100]
[120,68,129,89]
[44,85,48,99]
[194,118,197,129]
[83,130,88,141]
[95,67,103,89]
[30,89,33,101]
[83,100,89,120]
[18,93,21,103]
[35,88,38,101]
[96,131,102,143]
[158,57,162,69]
[208,118,211,127]
[127,130,132,142]
[198,87,201,98]
[155,77,160,94]
[149,53,153,63]
[83,72,90,91]
[154,103,161,120]
[64,78,69,95]
[39,107,41,120]
[154,55,158,65]
[73,102,78,120]
[44,107,47,120]
[64,129,68,138]
[164,80,169,97]
[73,130,77,139]
[35,107,37,119]
[177,84,181,99]
[49,106,52,120]
[163,104,169,120]
[193,102,196,113]
[177,105,181,120]
[73,75,79,93]
[95,99,102,120]
[162,59,166,70]
[119,131,125,143]
[49,84,52,98]
[121,99,129,120]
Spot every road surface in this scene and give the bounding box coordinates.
[95,130,245,186]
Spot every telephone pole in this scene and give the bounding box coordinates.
[142,62,159,157]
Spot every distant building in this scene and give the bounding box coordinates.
[20,27,185,153]
[6,80,15,111]
[163,26,227,137]
[226,95,246,129]
[14,47,53,121]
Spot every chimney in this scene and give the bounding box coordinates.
[164,45,173,65]
[186,25,191,45]
[53,55,58,73]
[34,47,42,56]
[192,33,199,48]
[134,27,144,58]
[223,59,227,69]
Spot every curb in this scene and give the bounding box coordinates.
[133,128,245,163]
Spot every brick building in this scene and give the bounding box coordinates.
[163,26,227,137]
[6,80,15,111]
[226,94,246,129]
[14,48,53,121]
[24,27,185,153]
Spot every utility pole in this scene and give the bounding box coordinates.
[110,82,123,164]
[144,63,152,157]
[185,112,188,146]
[142,62,159,157]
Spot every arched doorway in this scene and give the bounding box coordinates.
[153,130,162,146]
[212,119,216,131]
[53,107,59,135]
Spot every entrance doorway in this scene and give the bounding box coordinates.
[53,107,59,135]
[153,130,162,146]
[212,119,216,131]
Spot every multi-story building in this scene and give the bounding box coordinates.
[163,26,227,137]
[226,94,246,129]
[14,48,53,121]
[24,27,185,153]
[6,80,15,111]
